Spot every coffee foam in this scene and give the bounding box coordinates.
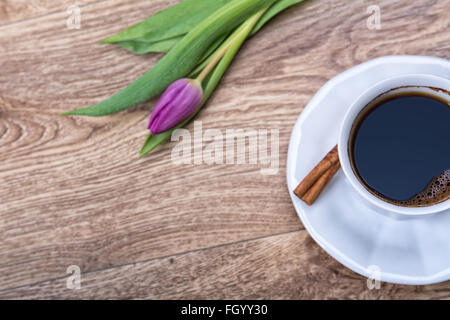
[394,169,450,207]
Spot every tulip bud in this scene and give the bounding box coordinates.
[148,78,203,134]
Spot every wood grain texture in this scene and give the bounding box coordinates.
[0,0,98,25]
[0,0,449,299]
[2,231,449,299]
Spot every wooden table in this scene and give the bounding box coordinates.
[0,0,449,299]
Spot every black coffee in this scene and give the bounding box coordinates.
[349,91,449,207]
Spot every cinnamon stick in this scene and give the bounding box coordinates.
[294,145,339,198]
[301,161,341,205]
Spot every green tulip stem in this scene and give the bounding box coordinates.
[196,8,267,83]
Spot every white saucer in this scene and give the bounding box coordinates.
[286,55,450,285]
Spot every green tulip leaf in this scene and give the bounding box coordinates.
[101,0,233,52]
[104,0,305,55]
[111,36,183,54]
[62,0,277,117]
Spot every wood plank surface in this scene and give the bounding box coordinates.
[0,0,449,299]
[0,0,98,25]
[2,231,449,299]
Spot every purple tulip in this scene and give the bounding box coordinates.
[148,78,203,134]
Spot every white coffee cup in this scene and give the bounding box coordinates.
[338,74,450,215]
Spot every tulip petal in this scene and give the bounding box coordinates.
[148,79,203,134]
[148,79,188,130]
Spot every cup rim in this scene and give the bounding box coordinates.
[338,74,450,216]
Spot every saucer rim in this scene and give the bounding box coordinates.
[286,55,450,285]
